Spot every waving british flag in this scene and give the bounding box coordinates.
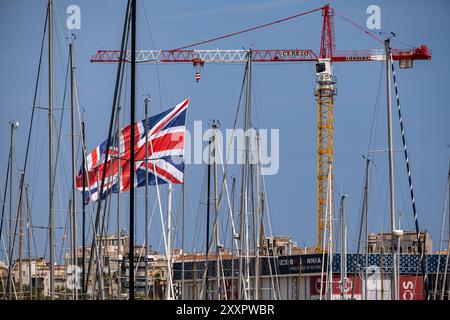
[76,98,189,203]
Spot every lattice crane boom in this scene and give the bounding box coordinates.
[90,47,430,64]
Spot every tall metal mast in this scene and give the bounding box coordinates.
[18,172,24,299]
[326,162,333,300]
[339,194,347,300]
[129,0,136,301]
[7,120,18,299]
[212,121,221,300]
[362,157,370,299]
[181,181,186,300]
[47,0,55,300]
[25,186,33,300]
[144,95,150,300]
[385,37,398,300]
[238,50,251,300]
[230,176,236,300]
[254,134,261,301]
[166,183,174,300]
[69,39,78,300]
[115,106,122,300]
[257,192,265,300]
[204,133,212,300]
[81,121,86,299]
[442,160,450,300]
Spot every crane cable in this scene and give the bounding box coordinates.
[333,9,384,45]
[172,6,323,51]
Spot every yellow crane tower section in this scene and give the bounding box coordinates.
[315,58,335,253]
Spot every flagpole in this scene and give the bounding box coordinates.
[129,0,136,301]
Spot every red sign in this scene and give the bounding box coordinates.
[399,275,424,300]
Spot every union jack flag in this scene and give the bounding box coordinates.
[76,98,189,203]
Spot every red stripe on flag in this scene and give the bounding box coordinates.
[152,99,189,136]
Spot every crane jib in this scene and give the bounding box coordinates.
[90,46,430,64]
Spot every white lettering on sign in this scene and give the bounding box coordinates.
[402,281,415,300]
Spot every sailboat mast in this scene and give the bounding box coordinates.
[380,238,385,300]
[144,96,150,300]
[7,120,18,299]
[385,38,398,300]
[81,121,86,299]
[363,157,370,300]
[254,134,261,300]
[440,160,450,300]
[230,176,236,300]
[257,192,265,300]
[205,134,212,300]
[181,181,185,300]
[213,121,221,300]
[166,183,173,300]
[115,105,122,300]
[47,0,55,300]
[327,162,333,300]
[239,50,252,300]
[69,39,78,300]
[18,172,24,299]
[129,0,136,301]
[25,186,33,300]
[339,194,347,299]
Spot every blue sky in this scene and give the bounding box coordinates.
[0,0,449,262]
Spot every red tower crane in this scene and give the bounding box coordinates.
[90,5,431,253]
